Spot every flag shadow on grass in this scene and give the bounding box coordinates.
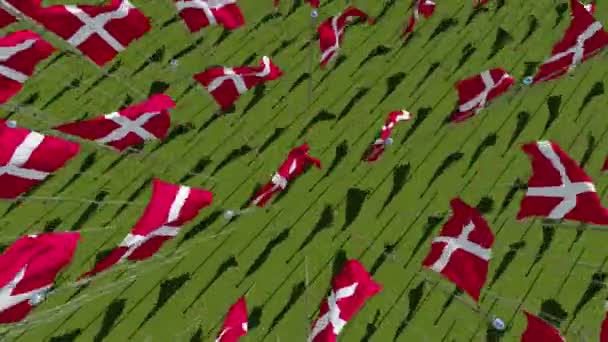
[299,110,336,140]
[525,224,555,276]
[170,36,205,61]
[43,217,62,233]
[369,242,397,276]
[273,72,309,108]
[136,273,192,332]
[420,152,464,198]
[93,298,126,342]
[553,2,569,28]
[360,310,382,342]
[41,76,82,110]
[567,272,607,330]
[262,281,306,339]
[487,27,513,61]
[49,329,82,342]
[183,256,238,314]
[4,92,39,119]
[177,210,223,248]
[132,47,165,77]
[178,156,213,184]
[255,127,286,159]
[286,205,334,263]
[70,190,109,231]
[241,84,267,116]
[211,145,253,176]
[54,152,97,195]
[375,73,405,108]
[82,61,121,94]
[335,188,368,237]
[333,88,371,126]
[578,82,604,118]
[487,241,526,289]
[403,215,446,269]
[464,133,497,176]
[393,280,426,341]
[412,63,441,93]
[377,164,410,217]
[454,44,476,73]
[309,141,348,192]
[401,107,432,144]
[239,228,291,285]
[315,56,347,90]
[521,15,539,45]
[504,111,531,156]
[433,287,464,325]
[465,6,489,26]
[351,45,392,77]
[538,299,568,328]
[542,95,562,137]
[425,18,459,47]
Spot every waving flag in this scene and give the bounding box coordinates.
[53,94,175,152]
[422,198,494,300]
[0,120,80,199]
[532,0,608,83]
[32,0,151,66]
[517,141,608,225]
[0,30,55,104]
[364,110,412,162]
[249,143,321,207]
[215,297,248,342]
[80,179,212,278]
[194,56,282,110]
[318,6,374,67]
[521,312,565,342]
[174,0,245,32]
[308,260,381,342]
[0,232,80,323]
[403,0,435,37]
[451,68,515,122]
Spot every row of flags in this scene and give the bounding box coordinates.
[0,0,608,340]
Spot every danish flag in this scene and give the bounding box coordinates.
[53,94,175,152]
[250,143,321,207]
[0,120,80,199]
[365,110,412,163]
[215,297,248,342]
[308,260,381,342]
[451,68,515,122]
[422,198,494,301]
[521,312,565,342]
[0,232,80,323]
[174,0,245,32]
[193,56,282,110]
[601,301,608,342]
[0,7,15,28]
[532,0,608,83]
[80,179,212,278]
[517,141,608,225]
[32,0,151,66]
[318,6,374,68]
[403,0,436,37]
[0,30,55,104]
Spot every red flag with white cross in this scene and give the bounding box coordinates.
[194,56,282,110]
[32,0,151,66]
[521,312,565,342]
[0,30,55,104]
[53,94,175,152]
[403,0,435,37]
[0,120,80,199]
[308,260,381,342]
[517,141,608,225]
[532,0,608,83]
[422,198,494,301]
[80,178,212,278]
[215,297,248,342]
[174,0,245,32]
[364,110,412,163]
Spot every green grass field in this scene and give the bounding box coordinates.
[1,0,608,340]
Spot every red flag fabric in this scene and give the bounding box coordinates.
[215,297,248,342]
[602,156,608,173]
[0,232,80,323]
[0,8,16,29]
[517,141,608,225]
[250,143,321,207]
[601,302,608,342]
[80,179,212,278]
[194,56,282,110]
[32,0,151,66]
[318,6,374,67]
[308,260,381,342]
[365,110,412,163]
[53,94,175,152]
[451,68,515,122]
[0,120,80,199]
[403,0,435,37]
[532,0,608,83]
[0,30,55,104]
[174,0,245,32]
[422,198,494,301]
[521,312,565,342]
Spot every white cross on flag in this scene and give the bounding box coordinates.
[0,120,80,199]
[0,232,80,323]
[215,296,248,342]
[80,178,212,279]
[365,110,412,163]
[0,30,55,104]
[32,0,151,66]
[174,0,245,32]
[308,259,381,342]
[249,143,321,207]
[532,0,608,83]
[402,0,435,37]
[451,68,515,122]
[318,6,374,68]
[193,56,282,110]
[517,141,608,225]
[521,312,566,342]
[422,198,494,301]
[53,94,175,152]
